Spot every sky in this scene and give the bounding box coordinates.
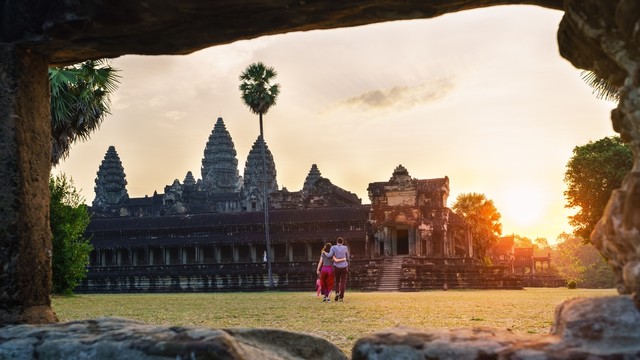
[53,5,617,244]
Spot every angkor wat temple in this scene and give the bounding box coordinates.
[80,117,523,292]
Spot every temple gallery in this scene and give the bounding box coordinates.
[80,117,557,292]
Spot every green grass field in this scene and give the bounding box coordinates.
[52,288,615,355]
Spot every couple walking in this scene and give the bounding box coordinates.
[316,237,349,302]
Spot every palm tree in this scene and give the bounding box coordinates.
[49,60,119,166]
[239,62,280,288]
[580,70,619,102]
[451,192,502,263]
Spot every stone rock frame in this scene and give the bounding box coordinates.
[1,0,639,358]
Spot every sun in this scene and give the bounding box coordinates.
[501,185,546,226]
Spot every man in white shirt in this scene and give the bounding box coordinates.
[328,237,349,301]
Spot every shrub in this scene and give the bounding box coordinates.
[50,174,93,295]
[567,280,577,289]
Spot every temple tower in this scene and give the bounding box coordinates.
[93,146,129,210]
[183,171,196,187]
[201,117,242,193]
[243,136,278,211]
[302,164,322,196]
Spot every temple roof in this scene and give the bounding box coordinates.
[87,205,371,233]
[416,177,449,192]
[126,194,163,206]
[368,176,449,196]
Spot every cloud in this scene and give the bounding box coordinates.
[163,110,186,121]
[153,110,188,130]
[333,77,456,112]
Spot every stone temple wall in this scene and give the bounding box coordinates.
[76,262,320,293]
[75,259,524,293]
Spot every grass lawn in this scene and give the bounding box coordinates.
[52,288,616,355]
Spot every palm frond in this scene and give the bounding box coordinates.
[50,60,119,166]
[580,70,619,102]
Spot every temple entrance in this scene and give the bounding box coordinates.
[397,229,409,255]
[433,231,444,256]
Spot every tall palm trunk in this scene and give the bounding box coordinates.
[259,112,275,288]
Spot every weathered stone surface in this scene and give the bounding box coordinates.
[558,0,640,89]
[353,326,557,359]
[573,0,640,308]
[0,317,348,360]
[353,295,640,360]
[551,295,640,342]
[592,173,640,306]
[0,45,57,325]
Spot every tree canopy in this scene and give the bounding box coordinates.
[239,62,280,116]
[451,193,502,262]
[510,234,551,256]
[563,136,632,242]
[50,174,93,295]
[552,232,614,288]
[49,60,119,166]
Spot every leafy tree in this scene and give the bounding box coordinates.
[533,237,552,257]
[239,62,280,288]
[49,60,119,166]
[512,234,532,248]
[572,239,615,288]
[551,232,615,288]
[552,233,586,284]
[511,235,551,257]
[50,174,93,295]
[451,193,502,263]
[564,136,632,243]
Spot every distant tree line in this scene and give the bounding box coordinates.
[506,233,614,288]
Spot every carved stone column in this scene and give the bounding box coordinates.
[0,45,57,324]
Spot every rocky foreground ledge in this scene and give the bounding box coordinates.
[353,295,640,359]
[0,296,638,359]
[0,319,348,360]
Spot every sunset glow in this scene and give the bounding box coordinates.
[500,185,546,227]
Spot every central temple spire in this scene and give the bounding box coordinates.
[93,146,129,210]
[201,117,242,193]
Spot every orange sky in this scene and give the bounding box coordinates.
[53,5,617,243]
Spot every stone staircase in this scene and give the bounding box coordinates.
[377,256,404,291]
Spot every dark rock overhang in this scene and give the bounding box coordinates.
[5,1,562,66]
[10,1,635,94]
